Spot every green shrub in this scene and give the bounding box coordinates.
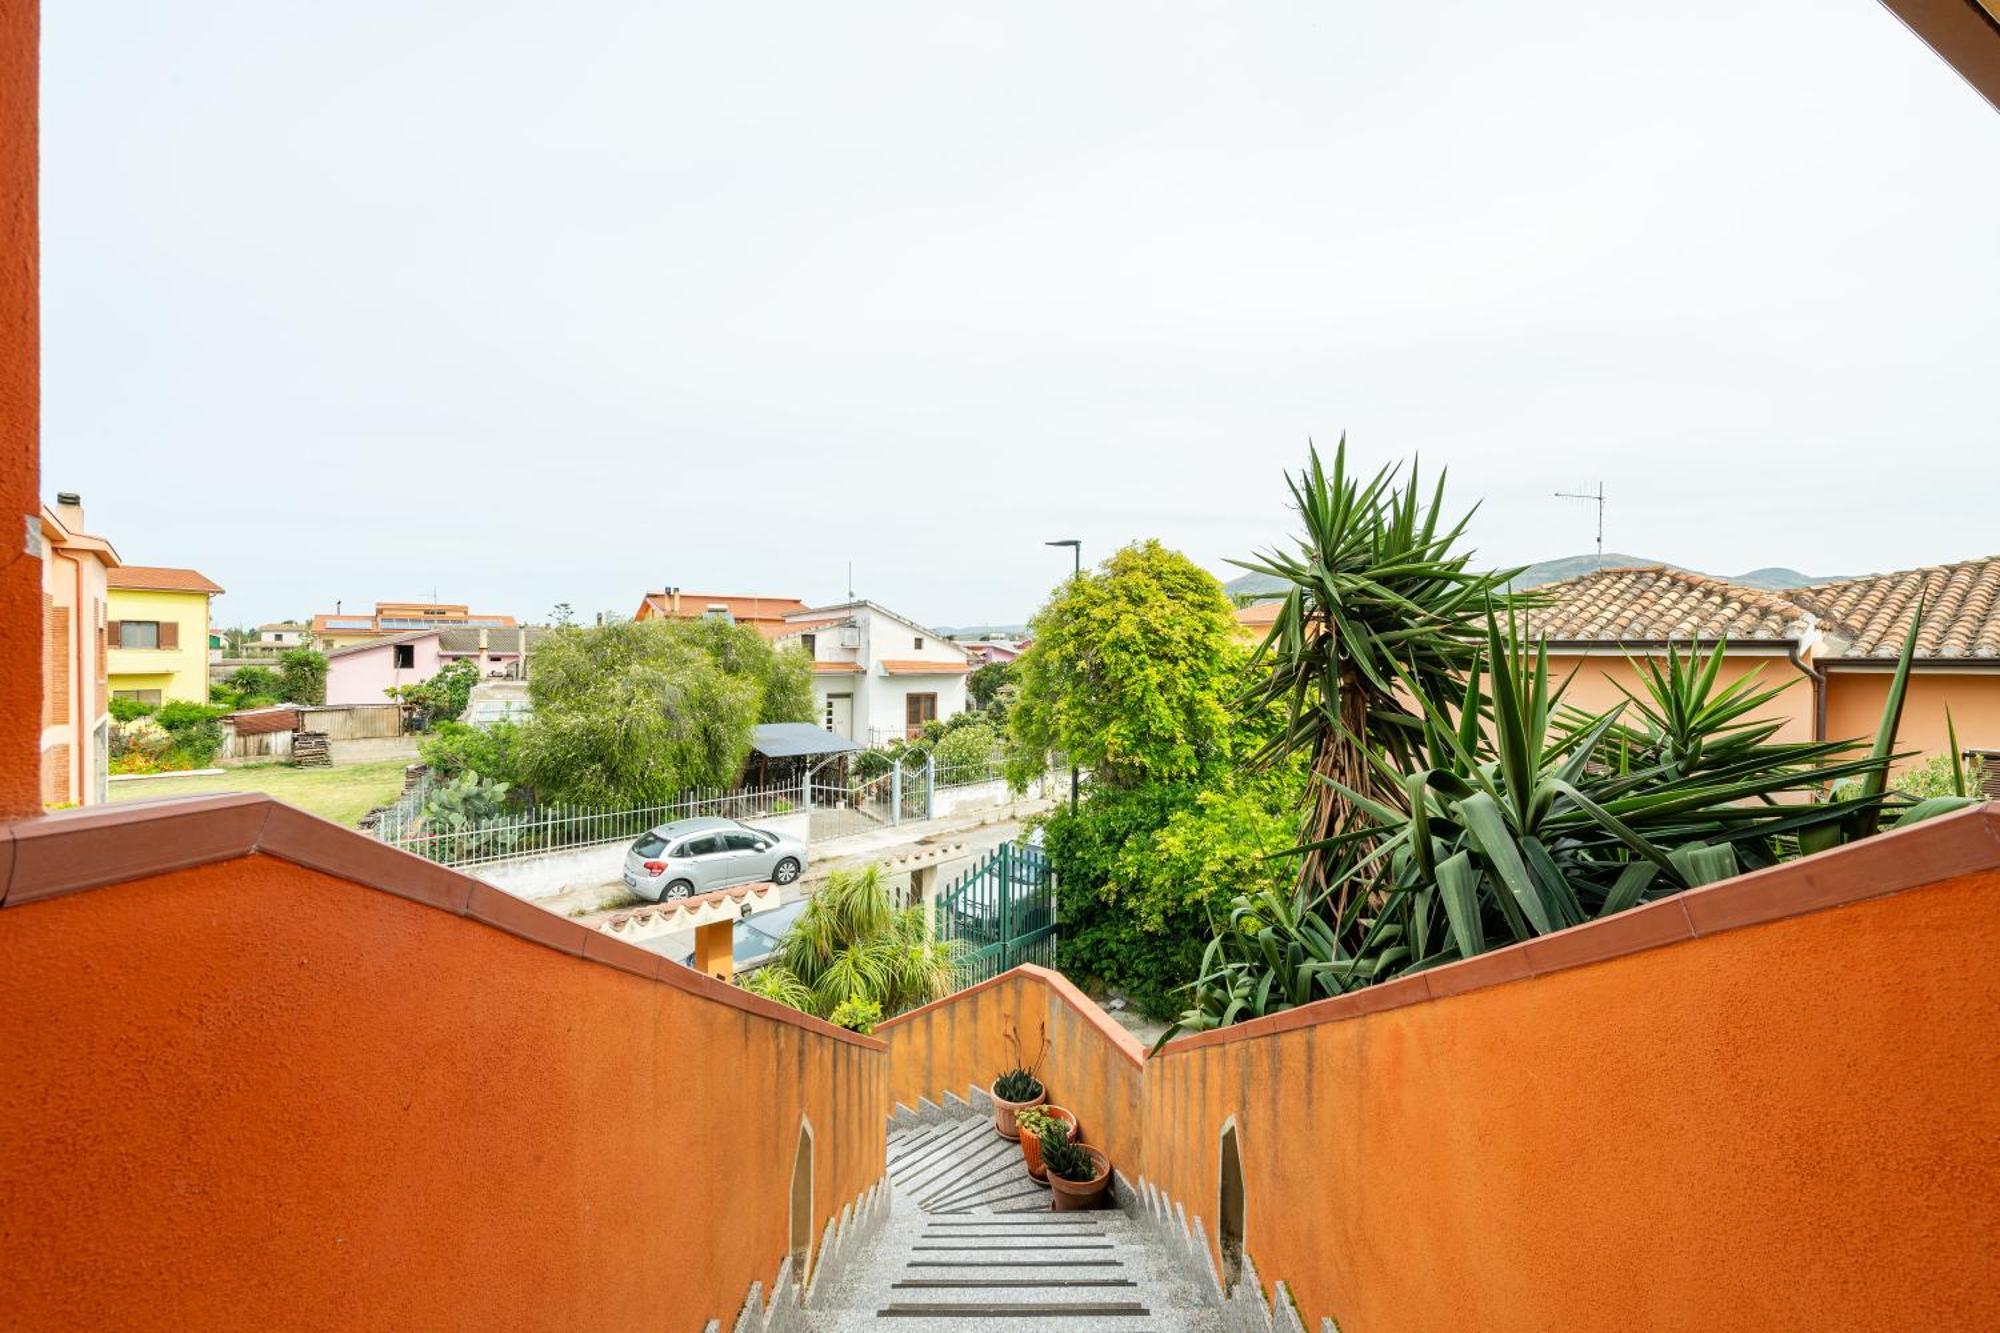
[932,719,998,773]
[278,647,328,705]
[226,665,282,698]
[828,996,883,1034]
[418,719,524,786]
[108,697,155,723]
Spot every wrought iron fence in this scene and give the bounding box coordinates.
[934,841,1058,987]
[373,780,805,869]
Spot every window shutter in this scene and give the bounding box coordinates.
[160,621,179,649]
[107,620,122,648]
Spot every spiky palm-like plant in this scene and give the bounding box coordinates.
[737,865,965,1020]
[1235,439,1517,910]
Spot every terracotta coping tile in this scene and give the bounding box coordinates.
[5,794,269,906]
[466,880,589,955]
[581,928,663,981]
[1421,946,1536,1000]
[1519,897,1694,975]
[0,824,15,910]
[259,802,473,915]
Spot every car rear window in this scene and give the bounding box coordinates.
[632,833,667,857]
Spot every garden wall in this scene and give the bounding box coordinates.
[0,796,887,1331]
[879,805,2000,1333]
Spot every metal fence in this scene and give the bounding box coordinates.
[373,780,804,869]
[935,841,1058,987]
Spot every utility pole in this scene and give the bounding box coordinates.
[1045,539,1082,812]
[1555,482,1606,564]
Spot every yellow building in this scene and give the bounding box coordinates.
[39,496,120,807]
[108,567,225,705]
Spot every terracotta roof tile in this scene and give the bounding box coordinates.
[107,565,224,595]
[1794,555,2000,659]
[879,659,972,675]
[1520,566,1815,643]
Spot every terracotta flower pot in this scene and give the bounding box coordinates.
[1016,1106,1078,1183]
[990,1081,1047,1139]
[1049,1146,1111,1212]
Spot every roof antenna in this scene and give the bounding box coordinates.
[1555,482,1606,565]
[847,560,853,602]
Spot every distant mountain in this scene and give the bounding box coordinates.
[1225,557,1841,601]
[936,623,1029,640]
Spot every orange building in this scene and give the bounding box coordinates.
[1523,560,2000,773]
[37,495,119,807]
[633,586,810,639]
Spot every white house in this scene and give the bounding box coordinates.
[776,601,973,746]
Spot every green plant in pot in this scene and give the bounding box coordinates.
[989,1017,1049,1140]
[1039,1123,1110,1211]
[1014,1104,1079,1184]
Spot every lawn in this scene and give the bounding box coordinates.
[110,760,412,828]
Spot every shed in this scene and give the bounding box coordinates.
[744,723,861,786]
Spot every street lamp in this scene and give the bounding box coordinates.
[1045,539,1081,810]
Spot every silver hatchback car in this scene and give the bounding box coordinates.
[621,816,807,902]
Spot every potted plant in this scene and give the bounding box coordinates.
[1038,1123,1110,1211]
[989,1016,1049,1139]
[1013,1104,1079,1183]
[990,1066,1046,1140]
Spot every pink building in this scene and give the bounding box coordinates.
[323,631,443,707]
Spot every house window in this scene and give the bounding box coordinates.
[393,644,416,669]
[114,689,163,706]
[913,636,924,650]
[119,620,160,649]
[905,691,938,737]
[800,633,816,656]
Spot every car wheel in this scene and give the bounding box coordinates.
[773,858,801,885]
[663,880,695,901]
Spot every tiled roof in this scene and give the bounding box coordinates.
[813,661,864,674]
[640,593,808,623]
[1520,567,1815,643]
[1794,556,2000,660]
[1236,600,1283,628]
[108,565,224,595]
[323,630,439,659]
[437,626,547,655]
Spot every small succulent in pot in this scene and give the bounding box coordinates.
[1013,1105,1078,1183]
[989,1066,1047,1139]
[1039,1125,1109,1211]
[989,1016,1049,1139]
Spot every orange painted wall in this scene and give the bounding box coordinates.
[1546,650,1817,743]
[881,968,1146,1175]
[882,866,2000,1332]
[0,854,887,1331]
[1825,670,2000,775]
[0,0,42,819]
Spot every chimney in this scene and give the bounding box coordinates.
[54,491,84,531]
[670,586,682,618]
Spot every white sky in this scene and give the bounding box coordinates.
[40,1,2000,630]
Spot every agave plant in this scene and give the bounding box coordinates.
[1233,439,1518,911]
[1168,605,1977,1040]
[737,865,965,1020]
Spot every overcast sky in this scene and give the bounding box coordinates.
[41,1,2000,630]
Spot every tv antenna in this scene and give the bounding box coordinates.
[1555,482,1606,564]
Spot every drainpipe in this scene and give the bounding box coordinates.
[1786,637,1826,743]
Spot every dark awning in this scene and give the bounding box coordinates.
[750,723,863,759]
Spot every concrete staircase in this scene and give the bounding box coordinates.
[808,1094,1219,1331]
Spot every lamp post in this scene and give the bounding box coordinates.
[1045,539,1082,812]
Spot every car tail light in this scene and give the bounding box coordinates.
[643,860,666,875]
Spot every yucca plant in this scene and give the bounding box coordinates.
[1167,605,1976,1041]
[1234,439,1518,911]
[737,865,965,1020]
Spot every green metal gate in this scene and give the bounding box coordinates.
[935,842,1057,986]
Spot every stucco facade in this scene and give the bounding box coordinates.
[38,503,117,807]
[778,601,972,745]
[107,584,218,705]
[325,632,444,707]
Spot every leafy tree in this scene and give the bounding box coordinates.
[226,665,282,698]
[738,866,963,1020]
[1007,540,1239,790]
[968,660,1015,713]
[509,618,807,805]
[932,718,999,775]
[1004,541,1294,1018]
[278,647,328,706]
[387,658,480,723]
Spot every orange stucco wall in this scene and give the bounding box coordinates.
[0,854,887,1331]
[882,859,2000,1332]
[1825,669,2000,775]
[881,969,1146,1176]
[1546,649,1817,744]
[1,0,41,819]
